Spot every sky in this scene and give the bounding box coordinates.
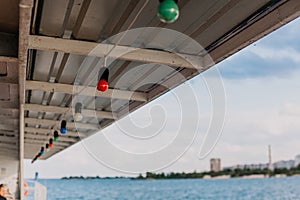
[25,17,300,179]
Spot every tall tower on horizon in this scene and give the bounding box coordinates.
[268,145,272,170]
[210,158,221,172]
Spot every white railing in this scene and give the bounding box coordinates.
[25,181,47,200]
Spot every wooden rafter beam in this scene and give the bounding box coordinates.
[0,109,19,119]
[0,148,18,154]
[25,127,90,138]
[24,127,80,137]
[209,0,300,63]
[25,134,79,143]
[0,117,19,124]
[25,117,100,130]
[26,80,147,102]
[24,103,116,119]
[24,140,67,148]
[24,143,64,149]
[0,145,18,151]
[0,124,17,132]
[0,56,18,63]
[28,35,203,69]
[0,135,18,143]
[0,77,19,84]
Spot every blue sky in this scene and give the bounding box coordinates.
[219,18,300,79]
[25,17,300,178]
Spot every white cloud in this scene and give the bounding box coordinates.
[248,46,300,63]
[280,103,300,116]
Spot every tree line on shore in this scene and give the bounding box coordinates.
[60,164,300,180]
[61,176,126,180]
[135,164,300,180]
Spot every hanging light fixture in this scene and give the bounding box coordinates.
[60,120,67,134]
[54,130,59,141]
[49,138,53,148]
[40,147,45,156]
[157,0,179,23]
[31,155,38,163]
[45,143,50,152]
[74,102,83,122]
[97,68,109,92]
[37,152,42,159]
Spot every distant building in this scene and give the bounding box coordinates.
[210,158,221,172]
[222,153,300,172]
[245,163,268,170]
[273,160,295,169]
[295,155,300,167]
[223,163,269,171]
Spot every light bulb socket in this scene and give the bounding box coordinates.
[159,0,178,3]
[54,130,59,138]
[46,143,50,152]
[98,68,109,82]
[61,120,66,128]
[75,102,82,113]
[74,103,83,121]
[32,156,38,163]
[54,130,59,141]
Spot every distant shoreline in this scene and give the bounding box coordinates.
[61,176,129,180]
[59,175,300,180]
[131,165,300,180]
[61,165,300,180]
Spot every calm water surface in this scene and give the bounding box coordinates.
[27,177,300,200]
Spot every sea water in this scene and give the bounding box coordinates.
[26,177,300,200]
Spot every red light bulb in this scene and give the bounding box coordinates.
[97,79,108,92]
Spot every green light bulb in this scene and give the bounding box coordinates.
[157,0,179,23]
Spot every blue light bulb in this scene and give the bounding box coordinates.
[60,120,67,134]
[60,127,67,134]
